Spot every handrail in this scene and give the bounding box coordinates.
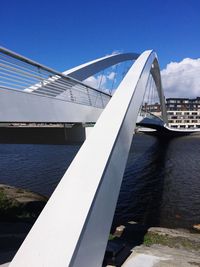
[0,46,114,96]
[0,46,111,96]
[9,50,162,267]
[0,47,111,109]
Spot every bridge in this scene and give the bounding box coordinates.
[136,112,200,136]
[0,47,197,266]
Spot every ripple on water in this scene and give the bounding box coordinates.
[0,134,199,229]
[113,134,200,230]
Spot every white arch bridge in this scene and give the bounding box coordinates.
[0,47,196,267]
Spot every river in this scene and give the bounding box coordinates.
[0,133,199,230]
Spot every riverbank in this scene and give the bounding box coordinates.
[0,184,199,266]
[122,227,200,267]
[0,184,48,265]
[0,183,47,222]
[104,222,200,267]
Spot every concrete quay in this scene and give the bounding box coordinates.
[107,227,200,267]
[121,244,200,267]
[1,227,200,266]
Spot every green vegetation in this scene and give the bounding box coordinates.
[0,190,18,214]
[144,232,200,251]
[0,186,47,222]
[109,234,116,240]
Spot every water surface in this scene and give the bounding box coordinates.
[0,134,199,229]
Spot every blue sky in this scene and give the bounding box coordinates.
[0,0,199,70]
[1,0,200,97]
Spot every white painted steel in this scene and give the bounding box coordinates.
[0,48,139,123]
[9,50,161,267]
[27,53,138,97]
[0,88,103,123]
[0,47,111,119]
[1,48,168,126]
[63,53,139,80]
[150,61,168,124]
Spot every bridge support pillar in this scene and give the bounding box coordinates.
[64,123,86,143]
[85,124,95,138]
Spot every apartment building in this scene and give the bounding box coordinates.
[168,110,200,129]
[166,97,200,111]
[166,97,200,129]
[143,97,200,129]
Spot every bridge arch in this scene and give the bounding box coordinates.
[63,52,139,80]
[64,51,167,125]
[9,50,167,267]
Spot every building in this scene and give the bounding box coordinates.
[166,97,200,129]
[167,110,200,129]
[166,97,200,111]
[143,97,200,129]
[142,102,161,113]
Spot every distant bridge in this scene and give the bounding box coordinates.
[137,112,200,136]
[0,47,197,267]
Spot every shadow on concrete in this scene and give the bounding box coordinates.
[103,222,148,267]
[0,222,33,264]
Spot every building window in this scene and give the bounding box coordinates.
[171,125,178,128]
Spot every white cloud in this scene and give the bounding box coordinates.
[83,71,118,95]
[107,71,115,81]
[161,58,200,98]
[84,74,107,89]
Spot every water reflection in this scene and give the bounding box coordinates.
[112,134,168,229]
[160,136,200,229]
[112,134,200,230]
[0,134,199,230]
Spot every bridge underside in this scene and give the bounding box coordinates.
[0,124,89,144]
[137,122,198,137]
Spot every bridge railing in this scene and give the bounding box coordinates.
[0,47,111,109]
